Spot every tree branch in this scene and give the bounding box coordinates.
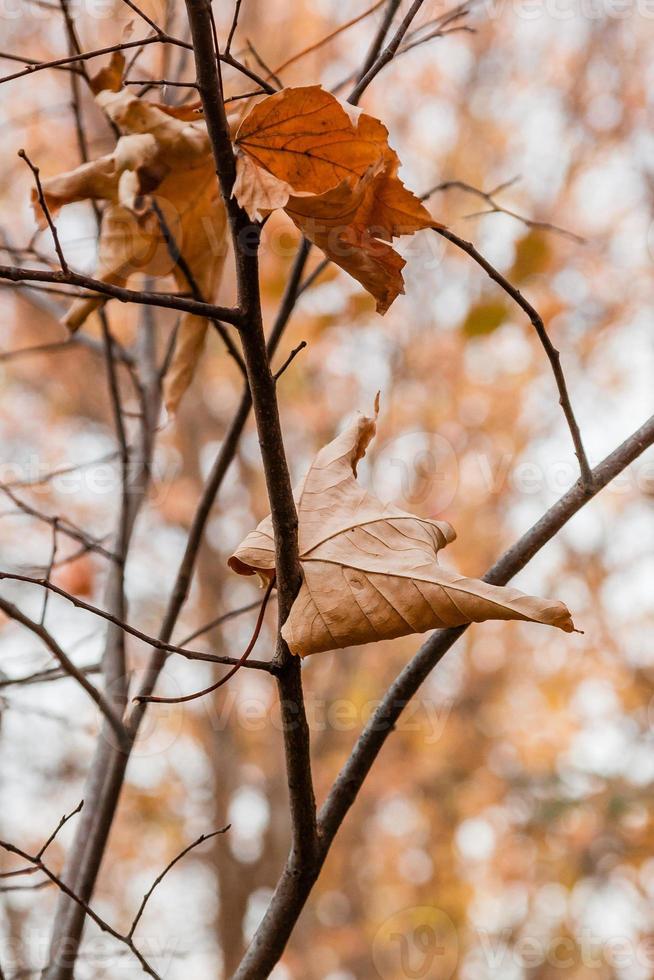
[0,263,241,325]
[0,594,127,744]
[432,225,594,491]
[184,0,318,873]
[234,412,654,978]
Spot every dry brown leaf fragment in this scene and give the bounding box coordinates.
[32,60,228,415]
[233,85,434,312]
[229,403,575,657]
[231,153,295,222]
[89,51,125,95]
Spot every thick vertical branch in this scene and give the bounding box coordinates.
[183,0,317,865]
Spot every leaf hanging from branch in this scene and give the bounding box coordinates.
[229,399,576,657]
[233,85,436,313]
[31,54,228,415]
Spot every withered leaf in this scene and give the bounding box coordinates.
[229,403,575,657]
[233,85,434,313]
[33,61,227,415]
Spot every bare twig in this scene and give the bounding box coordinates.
[150,199,246,374]
[427,177,585,243]
[0,571,277,674]
[0,838,161,978]
[0,595,127,745]
[37,801,85,861]
[0,482,118,562]
[18,150,69,273]
[269,0,386,79]
[135,575,276,704]
[243,40,283,90]
[431,225,593,490]
[349,0,427,105]
[274,340,307,381]
[127,827,230,939]
[0,263,241,323]
[39,518,59,625]
[0,336,134,365]
[0,662,101,688]
[124,77,198,88]
[177,599,261,646]
[225,0,243,54]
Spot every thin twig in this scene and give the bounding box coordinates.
[269,0,386,79]
[432,225,594,490]
[127,827,230,939]
[0,263,241,324]
[120,0,164,35]
[124,77,198,88]
[150,200,245,374]
[0,803,83,880]
[0,482,118,562]
[134,575,276,704]
[37,801,85,860]
[0,595,127,745]
[18,150,69,273]
[426,178,585,243]
[0,571,278,675]
[244,40,283,90]
[274,340,307,381]
[39,518,59,625]
[178,599,261,646]
[0,839,161,978]
[349,0,426,105]
[225,0,243,54]
[0,662,101,688]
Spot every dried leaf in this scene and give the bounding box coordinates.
[231,153,295,222]
[89,51,125,95]
[33,66,228,415]
[233,85,434,312]
[229,403,575,657]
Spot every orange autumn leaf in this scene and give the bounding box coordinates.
[229,401,575,657]
[233,85,435,313]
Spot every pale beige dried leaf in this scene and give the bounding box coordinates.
[229,405,575,657]
[232,152,295,221]
[34,69,228,412]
